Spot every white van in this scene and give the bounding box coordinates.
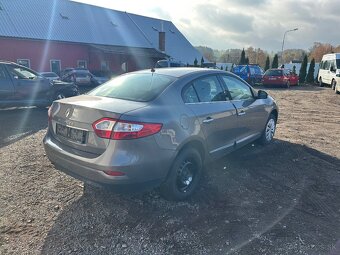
[318,53,340,89]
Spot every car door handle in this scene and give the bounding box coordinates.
[238,110,246,116]
[203,117,214,123]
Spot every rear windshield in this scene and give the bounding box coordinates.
[264,69,283,76]
[76,72,89,77]
[88,73,176,102]
[233,66,247,74]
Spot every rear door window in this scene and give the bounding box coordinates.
[182,85,199,103]
[88,73,176,102]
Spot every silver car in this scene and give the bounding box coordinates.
[44,68,278,200]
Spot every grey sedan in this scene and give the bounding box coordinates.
[44,68,278,200]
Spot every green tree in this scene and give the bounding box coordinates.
[194,58,198,67]
[264,56,270,71]
[239,48,246,65]
[271,54,279,68]
[306,58,315,83]
[220,66,223,70]
[225,65,228,71]
[200,57,204,67]
[299,55,308,83]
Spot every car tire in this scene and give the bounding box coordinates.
[258,114,276,145]
[336,84,340,94]
[319,78,324,87]
[160,148,202,201]
[331,79,336,90]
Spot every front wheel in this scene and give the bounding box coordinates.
[160,148,202,201]
[258,114,276,145]
[319,78,324,87]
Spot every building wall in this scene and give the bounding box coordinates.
[0,37,159,75]
[0,37,89,72]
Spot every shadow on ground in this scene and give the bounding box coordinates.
[0,107,48,148]
[41,139,340,255]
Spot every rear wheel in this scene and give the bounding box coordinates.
[336,84,340,94]
[160,148,202,201]
[331,79,337,90]
[258,114,276,145]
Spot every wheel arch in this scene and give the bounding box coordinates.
[270,109,278,122]
[176,139,206,163]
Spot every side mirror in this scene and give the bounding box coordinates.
[257,90,268,99]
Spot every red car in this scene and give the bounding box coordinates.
[262,68,299,88]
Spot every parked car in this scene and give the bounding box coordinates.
[318,53,340,89]
[44,68,278,200]
[262,68,299,88]
[59,67,76,78]
[91,75,109,86]
[61,69,92,86]
[39,72,60,81]
[232,64,264,85]
[0,61,79,107]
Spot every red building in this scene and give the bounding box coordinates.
[0,0,202,75]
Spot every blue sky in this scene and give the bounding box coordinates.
[73,0,339,52]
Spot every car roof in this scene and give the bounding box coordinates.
[0,60,19,65]
[40,72,58,74]
[134,67,227,78]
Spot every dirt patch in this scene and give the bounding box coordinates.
[0,85,340,254]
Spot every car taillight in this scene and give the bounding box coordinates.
[92,118,162,140]
[92,118,117,139]
[48,107,52,123]
[103,170,125,176]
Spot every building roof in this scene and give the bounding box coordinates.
[0,0,202,64]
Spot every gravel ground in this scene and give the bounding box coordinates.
[0,85,340,255]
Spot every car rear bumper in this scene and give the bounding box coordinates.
[43,131,175,191]
[262,81,286,86]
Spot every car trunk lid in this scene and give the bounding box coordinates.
[49,95,147,155]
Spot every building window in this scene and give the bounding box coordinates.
[77,60,87,69]
[50,60,61,74]
[101,60,109,71]
[17,59,30,68]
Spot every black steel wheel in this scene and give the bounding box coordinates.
[160,148,202,201]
